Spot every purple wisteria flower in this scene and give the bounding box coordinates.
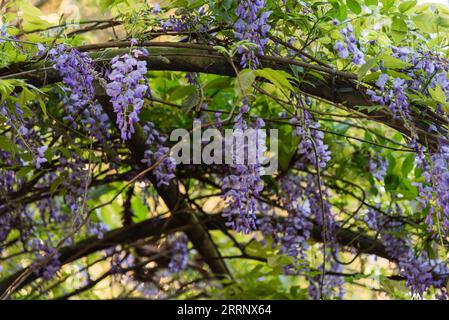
[415,145,449,233]
[333,41,349,59]
[153,3,161,14]
[160,15,194,32]
[333,24,365,65]
[28,239,61,281]
[307,252,345,300]
[363,202,449,298]
[259,175,313,265]
[234,0,272,68]
[290,110,331,169]
[140,122,176,187]
[50,44,110,141]
[50,44,95,102]
[367,75,411,119]
[221,99,266,233]
[106,49,150,140]
[259,172,345,299]
[34,146,48,169]
[376,73,390,88]
[368,153,387,182]
[36,43,45,55]
[168,234,189,273]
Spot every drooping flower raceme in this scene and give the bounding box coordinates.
[106,49,150,141]
[34,146,48,169]
[290,109,331,169]
[49,44,95,103]
[333,23,365,65]
[368,153,387,182]
[258,172,345,299]
[28,239,61,281]
[367,48,449,237]
[0,100,46,169]
[234,0,272,68]
[222,99,266,233]
[367,47,449,121]
[364,203,449,298]
[307,251,345,300]
[367,73,411,120]
[168,234,189,273]
[420,145,449,234]
[264,175,313,265]
[49,44,110,141]
[140,122,176,187]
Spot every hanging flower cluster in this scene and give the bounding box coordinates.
[363,203,448,298]
[140,122,176,187]
[49,44,110,141]
[368,153,388,182]
[168,234,189,273]
[290,109,331,169]
[234,0,272,68]
[333,23,365,65]
[258,175,313,264]
[106,48,150,141]
[28,239,61,281]
[366,48,449,236]
[413,144,449,234]
[222,99,266,233]
[367,74,411,119]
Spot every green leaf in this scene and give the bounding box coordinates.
[384,173,400,191]
[398,0,416,13]
[364,71,381,82]
[412,14,437,33]
[131,196,150,222]
[0,136,19,154]
[277,126,299,171]
[380,277,407,298]
[100,0,114,12]
[244,241,268,259]
[412,14,449,33]
[401,153,415,177]
[235,69,256,97]
[222,0,233,10]
[255,68,293,93]
[19,2,52,31]
[379,53,412,69]
[336,5,348,21]
[387,153,397,174]
[16,166,32,178]
[365,0,378,6]
[50,176,63,194]
[204,78,231,91]
[428,84,447,104]
[267,255,294,269]
[358,55,377,80]
[386,69,413,80]
[168,85,195,101]
[0,80,15,103]
[391,17,408,33]
[347,0,362,14]
[181,90,201,113]
[58,147,72,158]
[381,0,394,10]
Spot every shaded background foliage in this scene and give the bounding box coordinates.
[0,0,449,300]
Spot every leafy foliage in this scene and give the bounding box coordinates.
[0,0,449,300]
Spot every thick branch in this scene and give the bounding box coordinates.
[1,43,442,149]
[97,95,231,280]
[0,213,390,294]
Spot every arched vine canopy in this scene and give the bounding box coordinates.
[1,0,449,300]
